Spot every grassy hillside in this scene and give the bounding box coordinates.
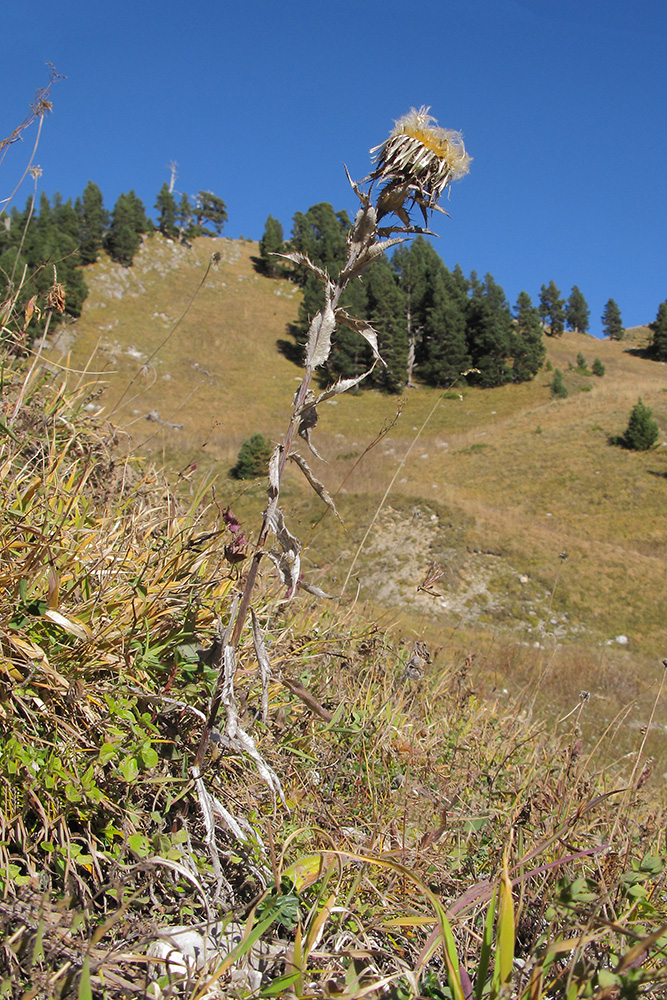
[47,235,667,737]
[1,254,666,996]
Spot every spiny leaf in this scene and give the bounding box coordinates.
[335,307,383,363]
[288,451,341,521]
[304,282,336,369]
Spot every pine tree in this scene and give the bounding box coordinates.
[192,191,227,236]
[176,193,194,242]
[622,399,659,450]
[258,215,285,277]
[551,368,568,398]
[649,300,667,361]
[393,236,461,384]
[539,281,566,336]
[288,203,359,374]
[155,182,178,239]
[601,298,624,340]
[0,192,88,341]
[364,253,408,393]
[566,285,590,333]
[465,273,512,387]
[104,192,148,266]
[290,202,351,285]
[231,434,272,478]
[420,268,471,386]
[33,193,87,320]
[77,181,108,264]
[511,291,546,381]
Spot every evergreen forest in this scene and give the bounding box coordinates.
[3,183,667,379]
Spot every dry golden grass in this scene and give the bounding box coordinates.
[2,294,666,999]
[46,237,667,719]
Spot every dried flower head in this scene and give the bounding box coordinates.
[370,106,471,223]
[47,282,66,314]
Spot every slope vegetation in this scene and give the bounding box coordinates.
[48,235,667,725]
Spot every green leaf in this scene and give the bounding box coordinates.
[127,833,150,858]
[78,957,93,1000]
[98,742,117,765]
[140,743,159,768]
[119,757,139,782]
[474,887,496,1000]
[260,972,302,996]
[640,854,664,875]
[493,860,515,993]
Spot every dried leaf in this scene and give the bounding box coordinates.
[339,236,406,283]
[298,579,333,600]
[310,369,379,406]
[221,644,239,739]
[43,609,91,642]
[304,283,336,369]
[282,676,333,722]
[334,309,384,363]
[275,251,328,283]
[251,608,271,723]
[268,443,282,499]
[265,504,302,562]
[288,452,341,521]
[229,723,287,807]
[264,548,301,599]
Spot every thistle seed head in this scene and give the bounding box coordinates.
[369,106,471,222]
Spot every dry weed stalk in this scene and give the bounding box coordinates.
[192,109,470,818]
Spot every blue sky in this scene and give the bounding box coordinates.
[2,0,666,333]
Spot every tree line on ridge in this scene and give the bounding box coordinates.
[2,183,666,373]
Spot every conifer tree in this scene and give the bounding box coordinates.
[192,191,227,236]
[155,182,178,239]
[393,236,461,384]
[622,399,659,450]
[649,300,667,361]
[258,215,285,277]
[465,273,513,386]
[539,280,566,336]
[420,268,471,386]
[566,285,590,332]
[0,192,88,340]
[551,368,568,398]
[77,181,108,264]
[364,253,408,393]
[601,298,624,340]
[289,203,363,376]
[291,202,351,285]
[104,191,149,266]
[511,291,546,381]
[176,193,194,241]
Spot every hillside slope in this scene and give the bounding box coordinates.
[47,236,667,714]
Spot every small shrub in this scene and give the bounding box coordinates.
[545,358,553,371]
[621,399,659,451]
[551,368,568,398]
[576,352,588,371]
[231,433,272,479]
[592,358,605,377]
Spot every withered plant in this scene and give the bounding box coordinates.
[191,107,471,806]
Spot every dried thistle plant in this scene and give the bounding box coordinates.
[193,108,470,820]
